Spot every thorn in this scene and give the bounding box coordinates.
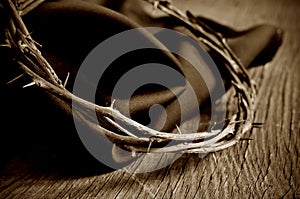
[24,32,33,39]
[23,81,36,88]
[212,121,217,129]
[6,74,24,84]
[32,40,42,48]
[0,43,10,48]
[63,72,70,88]
[25,33,42,48]
[147,139,153,153]
[212,154,217,165]
[176,124,182,134]
[110,99,116,109]
[209,122,217,132]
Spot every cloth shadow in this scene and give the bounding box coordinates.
[0,84,114,178]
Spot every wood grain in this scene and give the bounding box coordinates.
[0,0,299,198]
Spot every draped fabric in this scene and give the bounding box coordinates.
[23,0,282,132]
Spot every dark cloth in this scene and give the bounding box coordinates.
[23,0,282,132]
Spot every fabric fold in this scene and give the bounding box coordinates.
[23,0,282,132]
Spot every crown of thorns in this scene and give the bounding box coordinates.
[1,0,258,156]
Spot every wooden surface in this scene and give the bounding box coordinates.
[1,0,299,198]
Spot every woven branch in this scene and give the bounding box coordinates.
[0,0,256,155]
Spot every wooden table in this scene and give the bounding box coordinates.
[0,0,299,198]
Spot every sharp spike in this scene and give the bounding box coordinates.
[147,139,153,153]
[63,72,70,88]
[6,74,24,84]
[23,81,36,88]
[176,124,182,134]
[110,99,116,109]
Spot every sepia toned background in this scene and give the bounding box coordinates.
[0,0,299,198]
